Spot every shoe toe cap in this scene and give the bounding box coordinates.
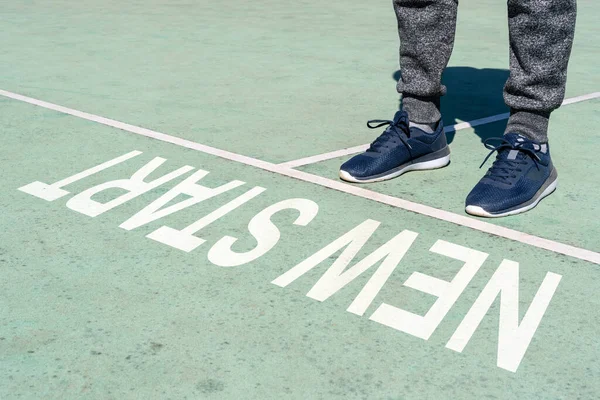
[466,180,526,214]
[340,154,375,178]
[465,182,502,212]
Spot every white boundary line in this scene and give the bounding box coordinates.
[278,92,600,169]
[2,88,600,265]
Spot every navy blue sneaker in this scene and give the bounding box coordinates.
[339,111,450,183]
[465,133,558,218]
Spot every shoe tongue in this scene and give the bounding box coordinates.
[498,133,527,161]
[504,133,539,146]
[502,133,544,160]
[392,110,409,124]
[504,132,529,146]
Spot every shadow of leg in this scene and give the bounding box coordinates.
[393,67,510,143]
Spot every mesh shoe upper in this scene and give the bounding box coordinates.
[466,133,555,213]
[340,111,448,179]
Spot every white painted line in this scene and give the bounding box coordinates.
[279,144,370,169]
[279,92,600,169]
[561,91,600,105]
[0,89,277,172]
[3,88,600,265]
[446,113,510,133]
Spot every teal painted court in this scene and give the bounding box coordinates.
[1,1,599,399]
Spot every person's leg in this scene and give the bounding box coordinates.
[395,0,459,125]
[465,0,577,218]
[338,0,456,183]
[503,0,577,142]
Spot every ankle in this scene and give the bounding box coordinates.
[409,121,438,134]
[505,109,550,143]
[401,94,442,124]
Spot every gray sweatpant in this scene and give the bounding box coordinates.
[394,0,577,142]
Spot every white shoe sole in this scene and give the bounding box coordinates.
[339,154,451,184]
[465,178,558,218]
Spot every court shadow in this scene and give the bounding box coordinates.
[393,66,510,144]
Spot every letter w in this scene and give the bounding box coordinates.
[272,219,418,316]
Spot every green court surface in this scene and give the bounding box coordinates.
[1,1,599,399]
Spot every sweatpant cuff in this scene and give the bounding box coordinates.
[401,95,441,124]
[505,109,550,143]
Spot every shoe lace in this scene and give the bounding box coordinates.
[479,137,541,184]
[366,111,412,153]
